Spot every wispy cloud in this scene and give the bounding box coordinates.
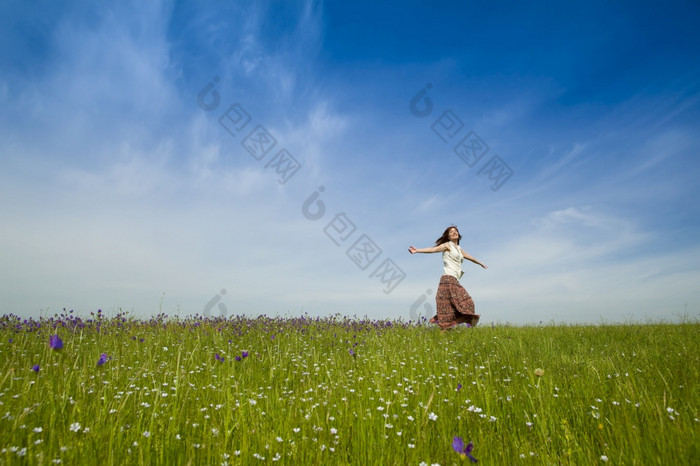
[1,1,698,322]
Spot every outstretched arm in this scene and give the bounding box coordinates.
[408,244,449,254]
[460,248,488,269]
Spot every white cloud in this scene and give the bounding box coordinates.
[465,205,699,323]
[1,1,698,324]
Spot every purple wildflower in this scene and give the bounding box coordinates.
[349,348,355,357]
[32,364,40,372]
[457,383,463,391]
[49,334,63,350]
[452,437,478,463]
[97,353,109,366]
[235,355,241,361]
[241,350,249,359]
[215,353,225,363]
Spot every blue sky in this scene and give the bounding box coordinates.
[1,0,699,324]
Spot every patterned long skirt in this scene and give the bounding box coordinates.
[433,275,480,329]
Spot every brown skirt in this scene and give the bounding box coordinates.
[434,275,480,329]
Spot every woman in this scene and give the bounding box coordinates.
[408,226,487,330]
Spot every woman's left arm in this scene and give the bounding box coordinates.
[461,248,488,269]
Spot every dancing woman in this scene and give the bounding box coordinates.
[409,226,487,329]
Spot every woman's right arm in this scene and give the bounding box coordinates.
[408,244,448,254]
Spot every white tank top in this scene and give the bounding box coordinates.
[442,242,464,279]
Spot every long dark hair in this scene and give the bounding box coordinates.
[435,225,461,246]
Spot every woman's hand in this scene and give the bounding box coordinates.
[462,249,488,268]
[409,244,448,254]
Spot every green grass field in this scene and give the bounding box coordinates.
[1,312,698,465]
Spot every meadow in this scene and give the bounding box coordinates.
[1,311,698,465]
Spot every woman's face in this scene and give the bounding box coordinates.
[448,228,460,241]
